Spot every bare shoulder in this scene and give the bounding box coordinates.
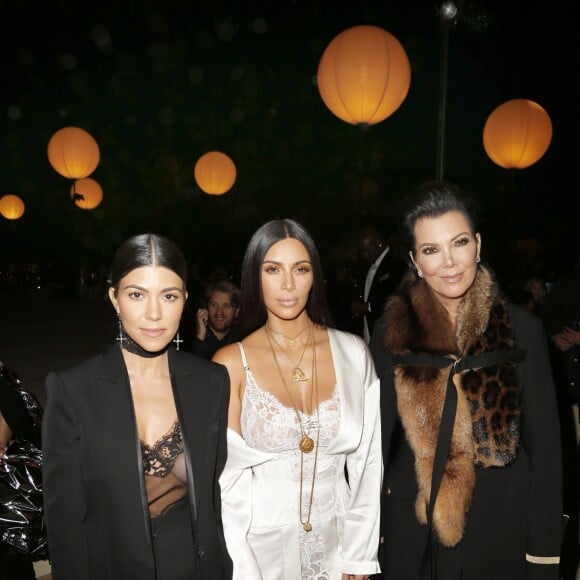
[212,342,241,368]
[212,330,261,380]
[216,328,265,372]
[212,343,246,404]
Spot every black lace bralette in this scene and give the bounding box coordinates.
[140,420,183,477]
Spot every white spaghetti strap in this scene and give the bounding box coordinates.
[237,342,250,370]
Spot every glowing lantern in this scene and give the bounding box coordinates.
[71,177,103,210]
[483,99,552,169]
[47,126,100,179]
[0,194,25,220]
[317,25,411,126]
[194,151,237,195]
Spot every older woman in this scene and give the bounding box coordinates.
[370,182,563,579]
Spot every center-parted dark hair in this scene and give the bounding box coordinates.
[109,233,188,294]
[404,181,478,256]
[238,219,333,338]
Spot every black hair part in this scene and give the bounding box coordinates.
[109,233,188,294]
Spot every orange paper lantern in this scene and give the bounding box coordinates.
[47,126,100,179]
[483,99,552,169]
[0,194,25,220]
[71,177,103,210]
[194,151,237,195]
[317,25,411,126]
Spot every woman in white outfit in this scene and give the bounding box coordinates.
[214,218,382,580]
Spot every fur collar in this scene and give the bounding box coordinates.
[382,265,497,356]
[381,266,521,547]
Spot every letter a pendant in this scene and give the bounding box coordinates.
[291,366,308,382]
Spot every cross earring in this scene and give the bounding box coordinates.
[173,330,183,351]
[116,312,126,348]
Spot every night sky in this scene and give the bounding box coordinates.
[0,0,577,286]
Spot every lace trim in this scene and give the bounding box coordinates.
[140,420,183,477]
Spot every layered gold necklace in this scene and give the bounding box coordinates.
[266,323,312,382]
[267,323,311,348]
[265,324,320,532]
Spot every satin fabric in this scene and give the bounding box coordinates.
[220,328,382,579]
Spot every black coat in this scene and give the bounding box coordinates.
[190,327,238,360]
[42,344,233,580]
[371,271,563,580]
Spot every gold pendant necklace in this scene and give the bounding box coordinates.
[266,323,312,382]
[299,435,315,453]
[265,324,319,532]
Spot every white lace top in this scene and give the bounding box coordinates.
[238,342,341,579]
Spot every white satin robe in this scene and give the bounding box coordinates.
[219,329,382,579]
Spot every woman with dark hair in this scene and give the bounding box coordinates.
[213,219,382,579]
[42,233,233,580]
[235,219,331,338]
[370,182,563,579]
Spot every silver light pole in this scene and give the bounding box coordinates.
[435,1,488,181]
[436,1,458,181]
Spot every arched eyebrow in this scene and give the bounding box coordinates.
[121,284,184,293]
[417,231,472,250]
[262,259,312,266]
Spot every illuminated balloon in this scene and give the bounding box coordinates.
[0,194,25,220]
[48,126,100,178]
[483,99,552,169]
[317,25,411,126]
[194,151,237,195]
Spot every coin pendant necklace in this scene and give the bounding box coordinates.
[266,324,320,532]
[299,335,319,532]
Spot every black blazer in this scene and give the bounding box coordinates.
[371,304,563,579]
[42,343,233,580]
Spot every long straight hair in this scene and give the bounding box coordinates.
[238,219,333,338]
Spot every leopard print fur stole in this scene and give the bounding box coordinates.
[381,265,521,547]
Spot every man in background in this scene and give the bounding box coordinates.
[350,227,404,343]
[190,280,240,359]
